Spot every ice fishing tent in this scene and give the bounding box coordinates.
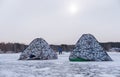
[19,38,58,60]
[69,34,112,61]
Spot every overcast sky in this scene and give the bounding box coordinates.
[0,0,120,44]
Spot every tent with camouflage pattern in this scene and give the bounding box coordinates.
[69,34,112,61]
[19,38,58,60]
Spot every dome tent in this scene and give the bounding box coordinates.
[19,38,58,60]
[69,34,112,61]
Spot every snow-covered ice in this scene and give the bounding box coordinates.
[0,52,120,77]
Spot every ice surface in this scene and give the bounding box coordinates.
[0,52,120,77]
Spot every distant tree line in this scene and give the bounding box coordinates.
[100,42,120,50]
[0,42,27,53]
[0,42,120,53]
[50,44,74,52]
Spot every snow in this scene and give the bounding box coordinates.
[0,52,120,77]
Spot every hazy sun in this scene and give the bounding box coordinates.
[69,4,78,14]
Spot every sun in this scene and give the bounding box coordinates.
[69,4,78,14]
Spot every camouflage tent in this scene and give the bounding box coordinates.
[19,38,58,60]
[69,34,112,61]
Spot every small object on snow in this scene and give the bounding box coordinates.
[69,34,112,61]
[19,38,58,60]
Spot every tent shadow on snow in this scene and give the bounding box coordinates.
[69,34,112,62]
[19,38,58,60]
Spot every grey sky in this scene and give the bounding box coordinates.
[0,0,120,44]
